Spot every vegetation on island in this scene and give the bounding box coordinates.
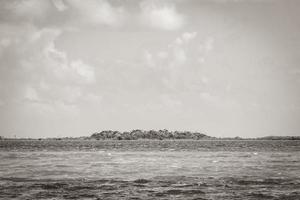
[257,136,300,140]
[90,130,300,140]
[1,130,299,140]
[90,129,213,140]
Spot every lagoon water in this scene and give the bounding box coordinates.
[0,140,299,199]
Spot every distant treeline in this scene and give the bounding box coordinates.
[91,129,212,140]
[258,136,300,140]
[1,132,299,140]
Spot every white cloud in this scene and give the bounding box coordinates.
[144,50,155,68]
[200,92,216,102]
[199,37,215,52]
[84,93,102,104]
[66,0,125,26]
[168,31,198,66]
[182,32,197,43]
[37,29,96,85]
[12,0,51,20]
[204,37,214,51]
[140,31,217,92]
[61,86,82,104]
[0,38,11,56]
[0,25,98,114]
[54,100,80,117]
[172,31,198,47]
[52,0,68,12]
[168,32,198,66]
[0,38,11,48]
[161,94,182,108]
[157,51,168,59]
[201,77,209,84]
[140,1,185,30]
[0,99,4,107]
[197,36,215,63]
[198,57,205,63]
[144,31,198,69]
[24,87,40,102]
[1,0,125,29]
[172,47,186,65]
[212,0,273,3]
[71,60,96,84]
[174,37,183,45]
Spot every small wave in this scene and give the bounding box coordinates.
[1,176,300,199]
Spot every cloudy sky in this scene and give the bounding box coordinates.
[0,0,299,138]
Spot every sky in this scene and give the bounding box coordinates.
[0,0,299,138]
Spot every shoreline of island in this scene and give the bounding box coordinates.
[1,129,299,140]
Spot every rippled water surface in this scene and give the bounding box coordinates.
[0,140,299,199]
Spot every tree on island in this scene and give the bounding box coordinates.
[90,129,210,140]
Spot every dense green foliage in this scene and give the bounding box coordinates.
[90,129,211,140]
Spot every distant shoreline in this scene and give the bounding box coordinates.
[1,138,300,141]
[1,129,299,141]
[1,138,299,152]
